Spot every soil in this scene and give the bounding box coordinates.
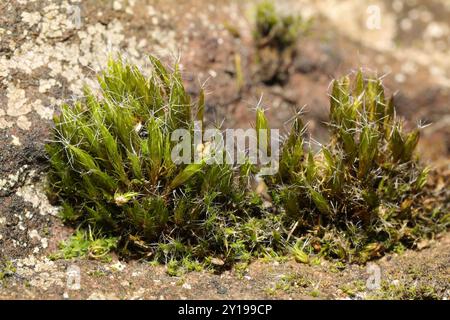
[0,0,448,299]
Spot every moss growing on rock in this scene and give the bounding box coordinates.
[253,1,311,84]
[267,71,447,262]
[47,57,447,269]
[46,56,278,267]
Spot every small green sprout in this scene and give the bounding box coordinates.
[254,1,308,50]
[0,260,16,281]
[264,70,446,262]
[291,243,309,264]
[253,1,311,84]
[50,229,118,261]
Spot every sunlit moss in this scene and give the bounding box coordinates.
[47,57,446,270]
[253,0,309,50]
[263,70,447,262]
[46,56,277,267]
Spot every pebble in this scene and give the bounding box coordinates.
[11,135,21,146]
[217,286,227,295]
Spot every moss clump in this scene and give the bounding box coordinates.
[47,57,446,270]
[267,71,447,262]
[46,56,279,267]
[253,1,310,84]
[0,260,16,281]
[253,1,307,50]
